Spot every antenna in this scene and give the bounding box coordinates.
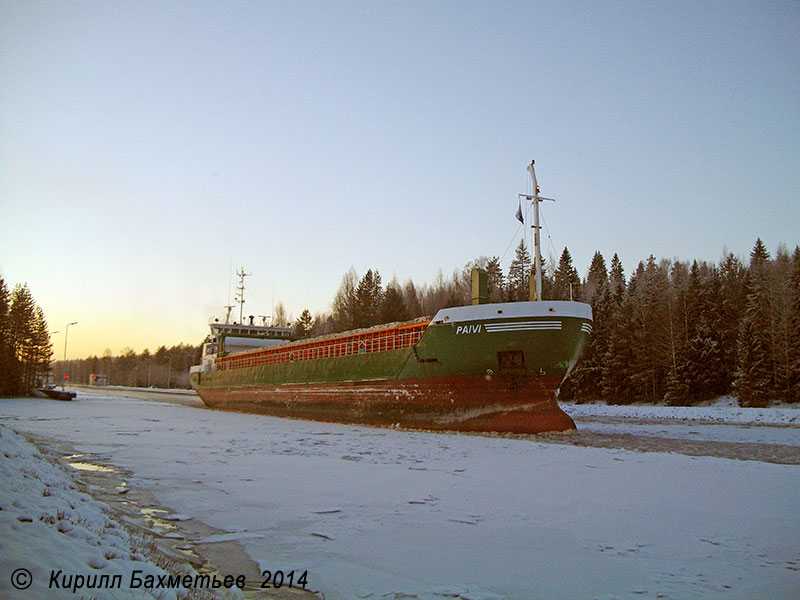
[227,258,232,308]
[234,268,251,324]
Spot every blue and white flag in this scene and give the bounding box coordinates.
[515,199,524,224]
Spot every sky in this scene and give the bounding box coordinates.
[1,0,798,360]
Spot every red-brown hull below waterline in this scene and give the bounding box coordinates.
[195,375,576,434]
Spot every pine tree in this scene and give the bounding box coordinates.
[293,309,314,339]
[8,284,35,356]
[0,280,52,394]
[0,278,17,395]
[8,284,37,391]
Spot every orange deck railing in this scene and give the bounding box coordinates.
[216,321,429,371]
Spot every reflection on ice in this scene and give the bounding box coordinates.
[68,461,116,472]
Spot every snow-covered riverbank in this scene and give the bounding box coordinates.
[0,424,243,600]
[2,392,799,599]
[561,397,800,426]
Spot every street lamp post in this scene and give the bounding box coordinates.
[62,321,78,391]
[49,331,60,387]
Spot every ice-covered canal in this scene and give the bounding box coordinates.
[1,392,798,600]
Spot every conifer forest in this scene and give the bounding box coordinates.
[308,238,800,407]
[0,278,53,395]
[21,238,800,405]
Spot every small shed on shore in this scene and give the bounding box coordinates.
[88,373,108,386]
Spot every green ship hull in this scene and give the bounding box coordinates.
[191,301,592,433]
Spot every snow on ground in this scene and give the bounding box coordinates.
[561,397,800,426]
[0,423,242,600]
[561,398,800,448]
[1,392,799,600]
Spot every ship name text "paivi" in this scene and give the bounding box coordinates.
[455,324,483,335]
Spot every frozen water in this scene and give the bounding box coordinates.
[1,392,799,599]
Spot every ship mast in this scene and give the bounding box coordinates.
[521,160,555,301]
[234,267,251,324]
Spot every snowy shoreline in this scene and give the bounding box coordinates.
[0,424,259,600]
[561,396,800,426]
[1,408,309,600]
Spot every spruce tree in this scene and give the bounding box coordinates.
[750,238,770,266]
[599,254,627,403]
[540,255,554,301]
[736,312,772,407]
[571,251,608,401]
[664,354,692,405]
[506,239,532,301]
[584,251,608,305]
[331,268,359,332]
[602,263,641,405]
[664,261,692,405]
[608,253,626,303]
[698,265,727,397]
[553,247,581,301]
[789,247,800,402]
[736,240,775,406]
[665,262,724,405]
[353,269,383,328]
[485,256,505,303]
[403,280,424,319]
[626,257,670,403]
[772,245,795,398]
[381,283,410,324]
[31,306,53,387]
[718,252,749,390]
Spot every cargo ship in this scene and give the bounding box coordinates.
[190,162,592,433]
